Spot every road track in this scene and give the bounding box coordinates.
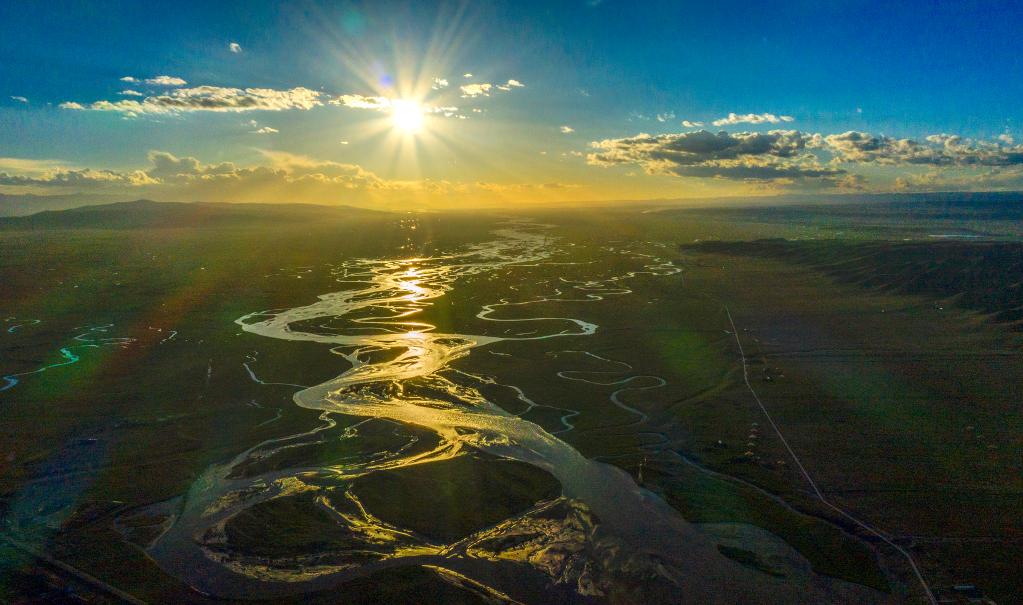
[725,306,937,605]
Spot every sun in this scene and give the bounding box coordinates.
[391,99,424,134]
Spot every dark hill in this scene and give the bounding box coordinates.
[0,199,389,230]
[682,239,1023,329]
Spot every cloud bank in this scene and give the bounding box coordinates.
[61,86,323,116]
[712,112,795,127]
[0,151,579,207]
[588,129,839,182]
[460,79,523,97]
[588,129,1023,189]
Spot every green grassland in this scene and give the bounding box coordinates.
[1,199,1021,603]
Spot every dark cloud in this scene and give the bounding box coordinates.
[588,130,839,181]
[824,131,1023,166]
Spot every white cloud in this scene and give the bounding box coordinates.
[656,112,675,123]
[587,127,1023,191]
[712,112,795,127]
[461,80,522,97]
[329,94,464,119]
[432,77,449,89]
[61,86,323,116]
[120,76,138,83]
[998,133,1014,145]
[0,162,155,187]
[119,90,144,96]
[496,79,524,91]
[907,166,1023,191]
[10,96,28,103]
[681,120,704,128]
[0,157,71,173]
[427,105,465,118]
[824,131,1023,167]
[145,75,188,86]
[229,42,242,53]
[247,120,278,134]
[460,83,492,97]
[329,94,391,110]
[560,125,575,134]
[463,73,473,78]
[0,150,581,205]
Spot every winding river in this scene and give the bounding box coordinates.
[136,222,883,604]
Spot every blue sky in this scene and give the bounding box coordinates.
[2,0,1022,207]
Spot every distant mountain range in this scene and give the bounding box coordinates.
[0,199,389,230]
[0,193,137,217]
[0,192,1020,230]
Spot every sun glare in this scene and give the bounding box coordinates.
[391,100,424,134]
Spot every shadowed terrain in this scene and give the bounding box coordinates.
[682,239,1023,328]
[1,198,1020,604]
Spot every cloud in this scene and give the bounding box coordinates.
[0,150,582,206]
[892,166,1023,192]
[463,73,473,78]
[229,42,242,53]
[496,79,524,91]
[0,165,155,187]
[120,76,138,83]
[252,126,278,134]
[146,75,188,86]
[119,90,144,96]
[329,95,463,118]
[10,96,28,103]
[586,126,1023,191]
[823,131,1023,166]
[461,80,523,97]
[712,112,795,127]
[681,120,704,128]
[0,150,384,192]
[432,77,449,89]
[0,157,71,173]
[153,85,320,112]
[329,94,391,110]
[656,112,675,123]
[460,83,492,97]
[588,129,841,182]
[331,95,464,117]
[560,125,575,134]
[426,105,465,118]
[61,86,323,116]
[998,133,1014,145]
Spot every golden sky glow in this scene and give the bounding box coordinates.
[2,2,1023,210]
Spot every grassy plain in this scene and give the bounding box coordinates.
[0,199,1020,603]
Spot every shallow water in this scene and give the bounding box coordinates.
[136,222,884,603]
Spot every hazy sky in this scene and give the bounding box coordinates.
[2,0,1022,208]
